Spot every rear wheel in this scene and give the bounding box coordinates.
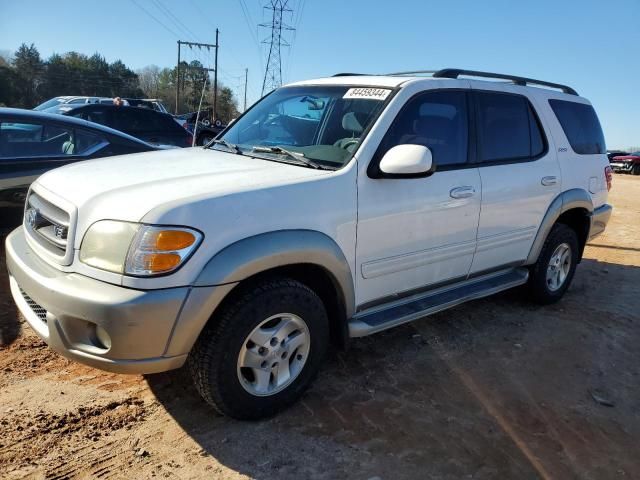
[197,134,214,146]
[526,223,579,304]
[188,277,329,420]
[633,164,640,176]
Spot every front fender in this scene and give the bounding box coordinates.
[194,229,355,317]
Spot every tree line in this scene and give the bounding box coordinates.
[0,43,239,121]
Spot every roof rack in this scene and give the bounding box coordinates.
[432,68,578,95]
[330,69,578,95]
[332,72,370,77]
[385,70,437,76]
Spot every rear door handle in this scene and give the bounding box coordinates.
[450,186,476,199]
[541,176,558,186]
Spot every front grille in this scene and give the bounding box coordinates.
[19,288,47,324]
[24,190,72,262]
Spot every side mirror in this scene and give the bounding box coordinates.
[379,144,435,178]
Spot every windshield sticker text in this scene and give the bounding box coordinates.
[343,88,391,101]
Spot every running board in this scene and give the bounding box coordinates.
[349,268,529,337]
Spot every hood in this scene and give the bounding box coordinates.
[35,147,329,239]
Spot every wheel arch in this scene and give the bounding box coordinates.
[166,230,355,357]
[526,189,593,265]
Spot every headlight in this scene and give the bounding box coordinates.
[80,221,202,276]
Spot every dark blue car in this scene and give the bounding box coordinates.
[0,108,160,209]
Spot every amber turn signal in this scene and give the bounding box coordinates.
[140,253,182,272]
[153,230,196,251]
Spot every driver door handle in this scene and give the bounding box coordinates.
[541,176,558,186]
[450,186,476,199]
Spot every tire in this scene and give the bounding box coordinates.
[633,164,640,176]
[188,277,329,420]
[197,134,214,146]
[526,223,579,304]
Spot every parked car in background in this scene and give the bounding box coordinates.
[34,96,107,111]
[56,104,193,147]
[607,150,629,162]
[189,121,224,146]
[124,98,169,113]
[610,151,640,175]
[0,108,159,208]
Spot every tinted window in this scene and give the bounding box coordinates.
[379,90,469,167]
[476,92,544,162]
[0,122,73,158]
[71,108,111,127]
[74,130,105,153]
[115,108,166,132]
[549,99,606,154]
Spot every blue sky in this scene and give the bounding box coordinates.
[1,0,638,148]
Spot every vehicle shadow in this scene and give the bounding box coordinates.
[0,227,22,346]
[146,258,640,479]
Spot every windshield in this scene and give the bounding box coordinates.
[218,85,391,168]
[34,97,65,111]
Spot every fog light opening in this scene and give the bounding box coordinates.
[94,325,112,350]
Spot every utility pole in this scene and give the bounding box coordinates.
[260,1,294,96]
[244,68,248,111]
[213,28,219,121]
[175,41,181,114]
[175,38,219,115]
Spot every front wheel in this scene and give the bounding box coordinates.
[188,277,329,420]
[526,223,579,304]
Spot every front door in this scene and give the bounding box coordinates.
[356,89,481,307]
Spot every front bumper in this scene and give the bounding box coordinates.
[5,227,190,374]
[588,203,612,241]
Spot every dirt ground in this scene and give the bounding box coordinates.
[1,175,639,480]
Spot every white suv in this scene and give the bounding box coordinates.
[6,69,612,419]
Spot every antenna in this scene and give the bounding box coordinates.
[260,0,294,96]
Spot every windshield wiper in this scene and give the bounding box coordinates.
[251,145,323,170]
[208,138,243,154]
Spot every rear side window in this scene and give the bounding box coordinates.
[476,92,545,163]
[549,100,605,155]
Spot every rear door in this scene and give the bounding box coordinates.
[468,86,561,274]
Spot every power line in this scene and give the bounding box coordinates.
[130,0,180,39]
[151,0,201,42]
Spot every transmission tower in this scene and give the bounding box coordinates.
[260,0,294,96]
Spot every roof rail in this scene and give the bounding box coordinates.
[433,68,578,95]
[332,72,369,77]
[385,70,437,76]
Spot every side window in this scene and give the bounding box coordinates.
[74,130,106,154]
[379,90,469,167]
[549,100,605,155]
[476,92,545,163]
[0,122,73,158]
[116,108,147,132]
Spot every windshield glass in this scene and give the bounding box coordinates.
[218,85,391,168]
[34,98,65,111]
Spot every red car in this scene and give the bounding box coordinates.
[610,151,640,175]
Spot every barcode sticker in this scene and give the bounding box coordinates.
[343,88,391,101]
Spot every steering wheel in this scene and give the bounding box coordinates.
[340,139,360,150]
